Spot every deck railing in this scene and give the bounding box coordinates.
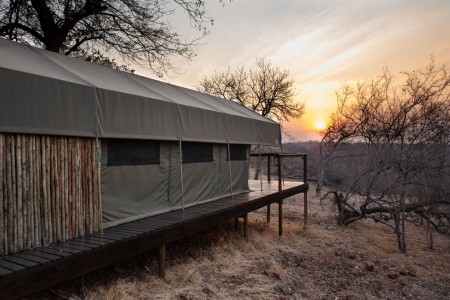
[250,152,308,226]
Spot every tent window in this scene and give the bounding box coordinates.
[107,139,160,166]
[182,142,213,164]
[227,144,248,161]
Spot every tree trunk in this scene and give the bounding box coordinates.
[393,193,407,254]
[394,211,404,252]
[316,161,325,197]
[253,145,262,180]
[253,165,261,180]
[427,209,434,250]
[400,191,407,253]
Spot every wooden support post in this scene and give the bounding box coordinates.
[267,156,271,182]
[304,192,308,227]
[244,214,248,241]
[234,217,239,230]
[279,200,283,236]
[159,244,166,278]
[267,204,271,223]
[303,154,308,228]
[303,154,308,184]
[277,155,282,191]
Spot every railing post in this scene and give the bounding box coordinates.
[267,155,271,182]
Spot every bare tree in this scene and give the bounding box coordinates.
[320,61,450,252]
[0,0,225,76]
[198,57,305,124]
[199,57,305,180]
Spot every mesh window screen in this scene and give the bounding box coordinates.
[182,142,213,163]
[107,139,160,166]
[227,144,248,161]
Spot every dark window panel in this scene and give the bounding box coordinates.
[107,139,160,166]
[227,144,248,161]
[182,142,213,164]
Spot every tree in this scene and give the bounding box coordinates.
[198,57,305,124]
[199,57,305,180]
[0,0,224,76]
[74,48,135,72]
[319,61,450,252]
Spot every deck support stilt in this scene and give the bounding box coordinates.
[303,191,308,228]
[267,204,271,223]
[159,244,166,278]
[277,156,282,192]
[279,200,283,236]
[244,214,248,241]
[234,217,239,230]
[303,153,308,228]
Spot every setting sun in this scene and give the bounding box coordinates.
[314,120,326,131]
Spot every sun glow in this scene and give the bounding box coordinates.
[314,120,326,131]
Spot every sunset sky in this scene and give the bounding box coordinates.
[137,0,450,141]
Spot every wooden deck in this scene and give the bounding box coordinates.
[0,180,308,299]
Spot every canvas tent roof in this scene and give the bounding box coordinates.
[0,38,281,145]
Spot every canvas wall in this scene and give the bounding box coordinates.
[101,141,249,227]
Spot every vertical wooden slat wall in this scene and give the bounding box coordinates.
[0,133,101,256]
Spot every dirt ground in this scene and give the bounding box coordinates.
[27,183,450,300]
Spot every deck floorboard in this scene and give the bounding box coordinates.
[0,259,26,272]
[1,256,40,268]
[34,248,72,258]
[25,250,66,261]
[0,267,11,276]
[13,253,51,265]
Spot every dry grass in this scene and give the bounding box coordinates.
[26,183,450,300]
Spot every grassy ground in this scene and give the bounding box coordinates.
[27,183,450,300]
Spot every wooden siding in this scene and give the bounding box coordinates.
[0,133,101,256]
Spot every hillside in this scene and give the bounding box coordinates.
[28,183,450,300]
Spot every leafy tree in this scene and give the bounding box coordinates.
[0,0,224,76]
[198,57,305,124]
[320,61,450,252]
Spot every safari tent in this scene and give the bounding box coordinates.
[0,38,281,256]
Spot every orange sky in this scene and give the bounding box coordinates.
[137,0,450,141]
